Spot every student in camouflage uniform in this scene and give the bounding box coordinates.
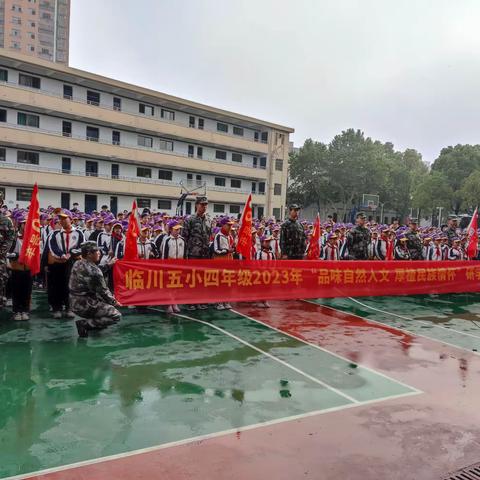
[182,196,211,310]
[183,196,212,259]
[0,193,15,307]
[405,219,423,260]
[346,212,371,260]
[280,204,306,259]
[445,216,458,247]
[69,241,121,338]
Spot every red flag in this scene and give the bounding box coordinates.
[466,207,478,259]
[236,194,253,259]
[307,213,321,260]
[123,200,140,261]
[19,183,41,275]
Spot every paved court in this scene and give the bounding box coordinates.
[2,292,480,480]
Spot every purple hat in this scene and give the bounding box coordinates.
[167,220,182,230]
[219,217,234,227]
[58,209,72,219]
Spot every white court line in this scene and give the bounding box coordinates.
[232,307,422,395]
[169,311,358,403]
[307,299,480,357]
[2,389,420,480]
[347,297,480,340]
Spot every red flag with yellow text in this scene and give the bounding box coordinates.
[123,200,140,261]
[466,207,478,259]
[307,213,321,259]
[236,194,253,259]
[19,183,41,275]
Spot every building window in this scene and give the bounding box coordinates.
[215,150,227,160]
[189,116,195,128]
[17,150,39,165]
[138,135,153,148]
[0,110,6,122]
[233,126,244,136]
[198,118,204,130]
[260,157,267,169]
[217,122,228,133]
[137,198,151,209]
[232,153,242,163]
[273,208,281,219]
[17,112,39,128]
[214,177,226,187]
[160,108,174,120]
[62,121,72,137]
[84,194,98,213]
[231,179,242,189]
[112,130,121,145]
[253,157,258,168]
[0,70,7,83]
[28,45,35,52]
[275,158,284,171]
[254,131,259,142]
[197,146,203,159]
[111,164,119,179]
[188,145,194,158]
[86,126,99,141]
[159,139,173,151]
[12,16,21,25]
[158,169,173,181]
[63,84,72,99]
[158,199,172,210]
[140,103,154,116]
[230,205,241,214]
[258,182,266,194]
[261,132,268,143]
[17,189,33,202]
[86,161,98,177]
[61,192,70,209]
[61,156,71,173]
[274,183,282,195]
[137,167,152,178]
[251,182,256,194]
[87,90,100,106]
[195,174,202,186]
[213,204,225,213]
[0,148,5,161]
[113,97,121,111]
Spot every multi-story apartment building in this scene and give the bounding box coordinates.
[0,50,293,219]
[0,0,70,64]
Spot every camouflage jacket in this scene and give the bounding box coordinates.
[69,259,117,305]
[405,230,423,260]
[183,214,212,258]
[280,218,306,258]
[446,227,457,247]
[346,225,371,260]
[0,213,15,258]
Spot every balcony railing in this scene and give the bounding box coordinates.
[0,161,265,195]
[0,122,267,175]
[0,80,269,152]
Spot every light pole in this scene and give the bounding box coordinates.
[436,206,443,228]
[379,203,385,224]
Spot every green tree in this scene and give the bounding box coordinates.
[411,171,453,213]
[459,170,480,210]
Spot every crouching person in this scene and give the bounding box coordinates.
[69,241,121,338]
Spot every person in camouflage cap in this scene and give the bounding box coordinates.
[405,219,423,260]
[280,204,306,259]
[183,196,212,259]
[69,241,121,337]
[346,213,371,260]
[0,192,15,307]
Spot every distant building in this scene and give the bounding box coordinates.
[0,0,70,64]
[0,50,294,219]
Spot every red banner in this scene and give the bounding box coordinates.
[113,260,480,306]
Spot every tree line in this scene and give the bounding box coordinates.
[288,128,480,222]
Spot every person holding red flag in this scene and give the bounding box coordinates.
[236,194,253,260]
[307,213,321,260]
[466,207,478,260]
[123,200,140,261]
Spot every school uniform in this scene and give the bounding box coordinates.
[427,244,443,261]
[322,243,339,260]
[8,235,33,315]
[162,235,186,259]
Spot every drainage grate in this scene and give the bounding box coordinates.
[443,462,480,480]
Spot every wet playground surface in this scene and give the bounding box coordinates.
[2,292,480,479]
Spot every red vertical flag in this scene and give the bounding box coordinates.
[307,213,321,259]
[19,183,41,275]
[236,194,253,260]
[466,207,478,260]
[123,200,140,261]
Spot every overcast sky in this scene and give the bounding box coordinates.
[70,0,480,163]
